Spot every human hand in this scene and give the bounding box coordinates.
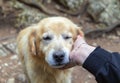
[60,36,96,69]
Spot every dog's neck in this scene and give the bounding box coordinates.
[31,57,69,83]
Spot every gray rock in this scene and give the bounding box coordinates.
[12,0,47,28]
[10,55,18,60]
[107,35,119,40]
[92,42,97,46]
[0,45,10,56]
[7,78,15,83]
[87,0,120,26]
[0,42,16,56]
[6,43,16,51]
[17,74,26,82]
[4,63,9,67]
[59,0,83,10]
[88,74,93,79]
[116,30,120,36]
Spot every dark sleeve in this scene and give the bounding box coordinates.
[83,46,120,83]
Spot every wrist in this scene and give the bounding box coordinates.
[78,44,96,65]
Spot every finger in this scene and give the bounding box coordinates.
[70,49,76,59]
[59,61,77,70]
[74,36,86,47]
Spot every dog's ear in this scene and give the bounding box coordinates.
[76,27,84,37]
[29,31,37,56]
[72,27,84,41]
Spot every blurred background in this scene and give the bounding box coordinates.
[0,0,120,83]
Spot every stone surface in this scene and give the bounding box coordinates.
[0,44,10,56]
[8,0,47,28]
[107,35,119,40]
[17,74,26,82]
[57,0,83,10]
[0,42,16,56]
[92,42,97,46]
[117,30,120,36]
[7,78,15,83]
[10,55,18,60]
[87,0,120,26]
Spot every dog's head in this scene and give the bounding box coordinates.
[29,17,84,68]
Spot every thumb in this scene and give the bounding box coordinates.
[70,50,80,65]
[74,36,86,48]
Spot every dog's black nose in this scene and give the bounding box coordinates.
[53,51,65,63]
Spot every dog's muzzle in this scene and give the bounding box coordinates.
[46,49,69,68]
[53,50,65,63]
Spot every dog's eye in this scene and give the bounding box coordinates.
[63,36,72,40]
[43,36,52,41]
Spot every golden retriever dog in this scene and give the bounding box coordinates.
[16,17,84,83]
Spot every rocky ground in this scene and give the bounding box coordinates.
[0,26,120,83]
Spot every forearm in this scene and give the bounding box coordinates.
[83,47,120,83]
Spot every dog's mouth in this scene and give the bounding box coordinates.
[51,64,66,68]
[50,61,69,68]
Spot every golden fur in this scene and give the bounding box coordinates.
[16,17,84,83]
